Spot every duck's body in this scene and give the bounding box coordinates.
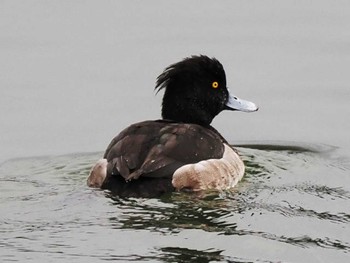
[88,55,258,197]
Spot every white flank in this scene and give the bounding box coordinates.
[172,144,245,191]
[87,159,107,188]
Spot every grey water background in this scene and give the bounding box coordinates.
[1,1,350,262]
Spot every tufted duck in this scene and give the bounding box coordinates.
[87,55,258,197]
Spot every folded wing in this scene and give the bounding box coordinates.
[103,120,225,181]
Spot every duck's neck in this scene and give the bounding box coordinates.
[161,105,214,126]
[161,95,215,126]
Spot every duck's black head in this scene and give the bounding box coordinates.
[156,55,258,126]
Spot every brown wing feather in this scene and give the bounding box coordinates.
[103,120,225,181]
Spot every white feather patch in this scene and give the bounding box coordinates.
[172,144,245,191]
[87,159,107,188]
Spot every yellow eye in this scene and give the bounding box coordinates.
[212,81,219,89]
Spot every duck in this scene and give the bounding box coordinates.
[87,55,258,197]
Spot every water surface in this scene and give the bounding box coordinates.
[1,1,350,262]
[1,142,349,262]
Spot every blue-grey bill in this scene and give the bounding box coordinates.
[226,91,259,112]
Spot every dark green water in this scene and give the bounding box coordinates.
[1,143,349,262]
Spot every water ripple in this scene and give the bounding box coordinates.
[1,143,349,262]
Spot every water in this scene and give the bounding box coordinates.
[1,1,350,262]
[1,143,349,262]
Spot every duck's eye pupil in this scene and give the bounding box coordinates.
[212,81,219,89]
